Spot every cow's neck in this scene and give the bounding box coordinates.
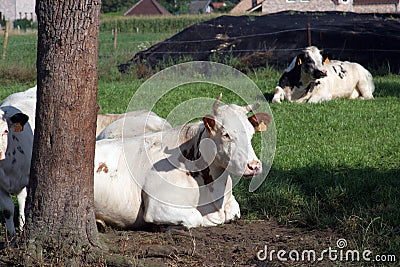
[179,122,226,186]
[300,74,315,90]
[0,132,26,172]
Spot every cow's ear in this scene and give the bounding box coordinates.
[10,113,29,133]
[248,113,272,132]
[203,115,216,135]
[296,54,304,66]
[322,52,332,63]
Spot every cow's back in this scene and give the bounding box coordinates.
[96,112,172,140]
[0,86,36,130]
[321,60,374,99]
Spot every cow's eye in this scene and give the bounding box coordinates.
[222,132,230,139]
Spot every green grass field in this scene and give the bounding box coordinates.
[1,30,399,257]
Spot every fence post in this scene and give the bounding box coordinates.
[307,23,311,47]
[2,20,10,60]
[113,28,118,50]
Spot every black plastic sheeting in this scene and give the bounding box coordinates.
[119,12,400,74]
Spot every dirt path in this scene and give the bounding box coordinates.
[102,219,346,266]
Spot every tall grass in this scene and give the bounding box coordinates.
[0,31,173,85]
[0,33,37,86]
[100,14,219,33]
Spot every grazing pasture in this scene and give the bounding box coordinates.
[0,27,399,264]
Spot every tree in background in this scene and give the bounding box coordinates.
[101,0,137,13]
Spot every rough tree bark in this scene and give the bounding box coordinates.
[24,0,102,264]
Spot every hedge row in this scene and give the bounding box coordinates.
[100,14,220,33]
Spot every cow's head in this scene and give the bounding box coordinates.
[0,112,29,160]
[202,95,271,177]
[296,46,329,82]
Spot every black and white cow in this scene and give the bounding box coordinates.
[0,110,31,245]
[272,46,375,103]
[0,86,36,248]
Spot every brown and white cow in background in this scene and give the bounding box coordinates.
[272,46,375,103]
[96,110,172,140]
[94,95,272,229]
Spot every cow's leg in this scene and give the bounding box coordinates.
[307,93,332,103]
[143,196,204,229]
[272,86,285,103]
[305,85,332,103]
[222,177,240,222]
[294,91,313,103]
[201,178,240,225]
[201,196,240,226]
[356,80,374,100]
[0,189,16,248]
[349,89,360,100]
[16,187,27,231]
[223,195,240,222]
[201,200,226,226]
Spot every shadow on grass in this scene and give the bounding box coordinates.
[262,92,275,103]
[375,81,400,98]
[236,165,400,254]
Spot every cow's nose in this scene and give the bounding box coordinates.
[245,160,262,176]
[314,69,327,78]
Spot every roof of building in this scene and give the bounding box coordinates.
[189,0,213,14]
[211,2,226,8]
[230,0,263,14]
[124,0,171,16]
[353,0,399,4]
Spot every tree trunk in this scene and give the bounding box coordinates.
[25,0,102,264]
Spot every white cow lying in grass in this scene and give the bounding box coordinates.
[272,46,375,103]
[96,110,172,140]
[94,95,272,229]
[0,86,36,248]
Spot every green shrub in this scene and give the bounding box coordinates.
[100,14,219,33]
[13,19,37,31]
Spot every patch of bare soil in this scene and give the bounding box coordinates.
[102,219,348,266]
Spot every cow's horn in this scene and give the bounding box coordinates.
[244,103,260,113]
[213,93,222,115]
